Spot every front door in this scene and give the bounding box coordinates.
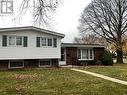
[66,47,77,65]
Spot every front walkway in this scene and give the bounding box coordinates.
[60,65,80,68]
[71,68,127,86]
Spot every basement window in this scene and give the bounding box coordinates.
[8,60,24,69]
[39,60,51,67]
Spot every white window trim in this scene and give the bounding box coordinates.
[77,48,94,60]
[39,59,52,67]
[7,35,23,47]
[41,37,47,47]
[8,60,24,69]
[53,38,57,48]
[40,37,53,48]
[47,38,53,47]
[16,36,23,46]
[8,36,15,46]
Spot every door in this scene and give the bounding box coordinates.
[66,47,77,65]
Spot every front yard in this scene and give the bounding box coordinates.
[0,66,127,95]
[81,64,127,81]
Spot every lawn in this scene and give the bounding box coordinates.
[81,64,127,81]
[0,68,127,95]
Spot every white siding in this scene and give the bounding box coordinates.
[0,30,62,60]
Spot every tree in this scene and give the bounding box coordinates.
[79,0,127,63]
[110,35,127,56]
[16,0,60,26]
[74,34,106,45]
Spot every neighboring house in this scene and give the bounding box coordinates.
[0,26,104,69]
[59,43,104,66]
[0,26,65,69]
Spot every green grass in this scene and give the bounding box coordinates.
[81,64,127,81]
[0,68,127,95]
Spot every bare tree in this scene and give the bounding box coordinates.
[74,34,106,45]
[79,0,127,63]
[15,0,60,27]
[74,37,81,43]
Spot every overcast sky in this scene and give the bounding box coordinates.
[0,0,91,42]
[54,0,91,42]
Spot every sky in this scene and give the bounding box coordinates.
[54,0,91,42]
[0,0,91,42]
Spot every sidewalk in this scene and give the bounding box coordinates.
[71,68,127,86]
[60,65,80,68]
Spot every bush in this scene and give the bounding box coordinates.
[102,50,113,66]
[88,60,97,65]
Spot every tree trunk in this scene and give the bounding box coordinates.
[116,48,123,63]
[116,31,123,63]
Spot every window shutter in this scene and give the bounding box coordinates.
[2,35,7,47]
[36,37,40,47]
[23,36,28,47]
[53,38,57,47]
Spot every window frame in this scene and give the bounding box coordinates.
[7,35,23,47]
[77,48,94,60]
[8,60,24,69]
[8,36,15,46]
[78,49,81,59]
[47,38,53,47]
[82,49,89,59]
[38,37,53,47]
[41,37,47,46]
[16,36,23,46]
[53,38,57,48]
[39,59,52,67]
[89,49,93,59]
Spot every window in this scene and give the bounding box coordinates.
[48,38,52,46]
[16,36,22,45]
[53,38,57,47]
[9,60,24,68]
[39,60,51,67]
[82,49,88,59]
[8,36,23,46]
[78,48,94,60]
[41,38,46,46]
[37,37,54,47]
[90,49,93,59]
[9,36,15,45]
[78,49,81,59]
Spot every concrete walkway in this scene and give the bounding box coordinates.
[71,68,127,86]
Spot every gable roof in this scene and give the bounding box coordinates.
[0,26,65,38]
[61,43,105,48]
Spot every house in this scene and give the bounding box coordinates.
[0,26,104,69]
[59,43,104,66]
[0,26,65,69]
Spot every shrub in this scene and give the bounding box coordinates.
[88,60,97,65]
[102,50,113,66]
